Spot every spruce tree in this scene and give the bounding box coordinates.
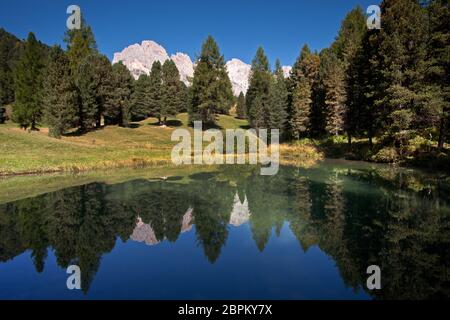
[106,62,134,127]
[42,46,79,138]
[246,47,271,129]
[65,19,97,77]
[0,29,23,108]
[331,6,366,144]
[76,54,112,132]
[331,6,366,68]
[131,74,151,120]
[190,36,233,125]
[268,60,288,134]
[290,77,312,139]
[288,45,315,138]
[236,92,246,119]
[13,32,45,130]
[377,0,428,142]
[351,29,383,146]
[161,60,183,125]
[148,61,163,123]
[323,55,347,136]
[426,0,450,149]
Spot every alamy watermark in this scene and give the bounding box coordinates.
[66,265,81,290]
[366,265,381,290]
[367,5,381,30]
[171,122,280,176]
[66,5,81,30]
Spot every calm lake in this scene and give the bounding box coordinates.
[0,160,449,300]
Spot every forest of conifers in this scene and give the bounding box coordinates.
[0,0,448,167]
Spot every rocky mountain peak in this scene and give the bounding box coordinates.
[113,41,291,95]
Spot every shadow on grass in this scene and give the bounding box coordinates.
[148,120,183,127]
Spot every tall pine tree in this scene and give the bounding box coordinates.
[147,61,163,123]
[106,62,134,127]
[426,0,450,149]
[288,45,315,138]
[190,36,233,125]
[322,52,347,136]
[42,46,79,138]
[13,32,45,130]
[65,18,97,77]
[131,74,151,120]
[246,47,271,129]
[331,6,366,144]
[268,60,288,134]
[377,0,428,143]
[161,60,183,125]
[76,54,112,132]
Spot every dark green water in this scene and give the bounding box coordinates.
[0,161,449,300]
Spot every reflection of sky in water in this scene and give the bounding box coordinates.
[0,223,369,300]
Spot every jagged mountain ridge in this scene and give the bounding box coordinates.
[113,40,291,96]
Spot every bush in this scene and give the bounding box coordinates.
[372,147,399,163]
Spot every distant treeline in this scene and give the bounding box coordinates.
[0,0,448,163]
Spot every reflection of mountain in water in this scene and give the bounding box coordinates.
[131,208,194,245]
[229,193,251,227]
[131,192,252,247]
[0,164,449,299]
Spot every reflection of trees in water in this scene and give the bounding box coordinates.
[299,167,449,299]
[0,164,448,298]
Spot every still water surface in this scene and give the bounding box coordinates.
[0,161,449,299]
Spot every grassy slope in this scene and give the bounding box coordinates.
[1,113,311,175]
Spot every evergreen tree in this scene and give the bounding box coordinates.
[268,60,288,134]
[331,6,366,68]
[76,54,112,132]
[131,74,151,120]
[426,0,450,149]
[42,46,79,138]
[0,28,23,108]
[246,47,271,128]
[377,0,428,142]
[12,32,45,130]
[290,77,312,139]
[106,62,134,127]
[331,6,366,144]
[236,92,246,119]
[351,29,383,146]
[323,54,347,136]
[65,19,97,77]
[288,45,316,138]
[161,60,183,125]
[190,36,233,125]
[147,61,163,123]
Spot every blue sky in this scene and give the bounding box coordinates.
[0,0,378,66]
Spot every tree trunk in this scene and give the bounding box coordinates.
[437,117,445,150]
[30,119,38,131]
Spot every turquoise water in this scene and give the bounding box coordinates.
[0,161,449,299]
